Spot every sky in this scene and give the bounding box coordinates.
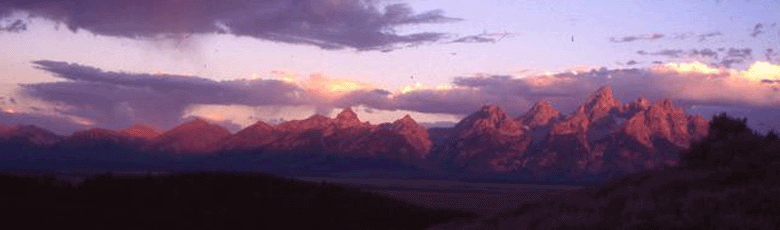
[0,0,779,135]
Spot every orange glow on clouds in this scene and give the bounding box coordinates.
[739,61,780,82]
[397,82,457,95]
[302,74,373,98]
[269,70,373,100]
[652,61,722,74]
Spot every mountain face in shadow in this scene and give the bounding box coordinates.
[0,85,712,181]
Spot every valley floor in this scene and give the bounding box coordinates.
[296,177,585,214]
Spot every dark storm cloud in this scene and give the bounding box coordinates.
[626,60,638,65]
[751,23,764,37]
[0,0,461,51]
[767,48,777,61]
[23,60,309,129]
[609,33,664,43]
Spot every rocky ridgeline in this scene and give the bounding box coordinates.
[0,86,709,179]
[436,85,709,178]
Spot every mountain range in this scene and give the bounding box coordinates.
[0,86,708,179]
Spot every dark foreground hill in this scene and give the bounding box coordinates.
[430,113,780,229]
[0,171,476,230]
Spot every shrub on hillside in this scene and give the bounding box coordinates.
[680,113,780,171]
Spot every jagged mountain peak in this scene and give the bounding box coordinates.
[518,100,561,128]
[394,114,417,126]
[335,107,359,123]
[392,114,427,134]
[455,104,522,136]
[590,85,615,101]
[274,114,334,132]
[246,120,274,131]
[584,85,620,121]
[464,104,511,123]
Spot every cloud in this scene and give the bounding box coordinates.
[691,48,719,59]
[23,60,311,129]
[637,48,753,67]
[338,62,780,119]
[24,60,393,130]
[0,19,25,32]
[610,33,664,43]
[767,48,777,61]
[726,48,752,59]
[449,31,515,44]
[18,60,780,133]
[717,48,752,68]
[697,31,722,42]
[637,49,684,58]
[0,110,90,135]
[0,0,461,51]
[751,23,764,37]
[450,35,496,44]
[670,32,694,40]
[621,31,721,43]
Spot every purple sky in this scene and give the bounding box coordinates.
[0,0,778,134]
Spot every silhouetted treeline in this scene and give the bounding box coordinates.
[681,112,780,172]
[0,171,475,230]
